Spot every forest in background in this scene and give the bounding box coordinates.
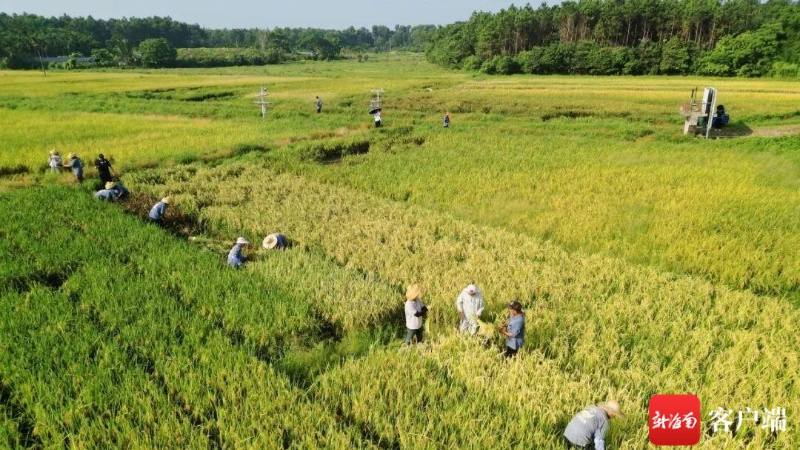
[1,0,799,76]
[426,0,800,76]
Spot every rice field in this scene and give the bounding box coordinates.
[1,54,798,448]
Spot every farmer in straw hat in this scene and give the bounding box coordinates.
[404,284,429,345]
[564,400,626,449]
[227,237,251,268]
[499,300,525,358]
[62,152,84,183]
[456,283,485,335]
[106,181,129,200]
[94,186,116,202]
[148,197,171,227]
[262,233,288,250]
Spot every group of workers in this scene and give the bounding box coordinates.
[52,144,623,448]
[50,150,118,186]
[225,233,288,267]
[405,283,524,357]
[405,282,625,448]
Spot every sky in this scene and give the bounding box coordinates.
[0,1,545,30]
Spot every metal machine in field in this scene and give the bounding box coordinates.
[679,87,729,138]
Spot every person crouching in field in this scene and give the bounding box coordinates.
[94,188,116,201]
[499,301,524,357]
[48,150,62,173]
[107,181,129,200]
[62,153,84,183]
[227,237,250,268]
[148,197,171,226]
[262,233,288,250]
[404,284,429,345]
[564,400,626,449]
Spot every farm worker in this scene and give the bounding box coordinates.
[563,400,626,450]
[94,188,116,202]
[48,150,62,173]
[107,181,129,200]
[499,301,524,357]
[373,111,382,128]
[227,237,250,267]
[62,153,84,183]
[316,96,322,113]
[404,284,429,345]
[443,112,450,128]
[148,197,171,226]
[94,154,115,184]
[262,233,288,250]
[456,283,484,335]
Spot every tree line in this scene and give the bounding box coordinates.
[0,13,438,68]
[425,0,800,76]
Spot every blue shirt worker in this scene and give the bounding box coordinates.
[62,153,84,183]
[316,96,322,113]
[564,400,625,450]
[443,112,451,128]
[94,189,116,201]
[148,197,171,226]
[404,284,429,345]
[262,233,288,250]
[456,283,485,335]
[227,237,250,267]
[499,300,525,357]
[107,182,129,200]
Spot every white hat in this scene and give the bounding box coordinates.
[466,284,477,294]
[599,400,626,418]
[236,237,250,245]
[262,234,279,249]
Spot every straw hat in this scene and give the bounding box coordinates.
[235,237,250,245]
[508,301,523,312]
[405,284,422,301]
[105,182,116,190]
[262,234,279,249]
[49,149,56,155]
[161,197,172,204]
[67,152,76,159]
[599,400,625,418]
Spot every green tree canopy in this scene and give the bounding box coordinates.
[138,37,177,68]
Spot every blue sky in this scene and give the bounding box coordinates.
[0,1,546,29]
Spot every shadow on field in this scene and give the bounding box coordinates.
[705,122,753,138]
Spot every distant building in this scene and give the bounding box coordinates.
[34,56,97,65]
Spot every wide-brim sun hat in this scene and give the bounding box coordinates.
[105,182,116,190]
[262,234,279,249]
[405,284,422,301]
[161,197,172,204]
[466,283,477,294]
[600,400,626,418]
[50,149,56,155]
[68,153,76,159]
[236,237,250,245]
